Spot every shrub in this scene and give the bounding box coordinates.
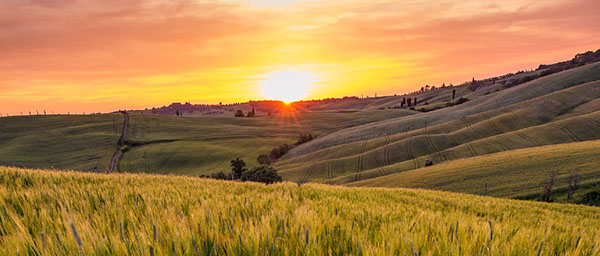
[580,190,600,206]
[279,144,290,155]
[446,97,469,107]
[257,154,271,165]
[210,171,229,180]
[234,110,245,117]
[241,166,283,184]
[269,148,281,161]
[425,159,433,166]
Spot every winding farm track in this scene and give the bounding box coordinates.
[108,112,129,173]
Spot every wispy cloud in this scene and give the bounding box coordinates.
[1,0,599,113]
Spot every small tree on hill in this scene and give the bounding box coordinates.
[567,170,580,200]
[230,158,247,180]
[234,110,244,117]
[279,144,289,155]
[401,98,406,108]
[269,148,281,161]
[247,108,255,117]
[414,98,418,106]
[407,98,412,107]
[257,154,271,165]
[540,170,557,202]
[452,89,456,100]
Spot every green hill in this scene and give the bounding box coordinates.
[0,110,413,175]
[0,114,123,171]
[273,62,600,197]
[348,140,600,201]
[2,166,599,255]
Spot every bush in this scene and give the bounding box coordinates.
[296,133,315,145]
[257,154,271,165]
[241,166,283,184]
[234,110,245,117]
[446,97,469,107]
[580,190,600,206]
[425,159,433,166]
[279,144,290,155]
[269,148,281,161]
[210,171,229,180]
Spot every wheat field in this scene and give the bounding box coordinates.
[1,166,599,255]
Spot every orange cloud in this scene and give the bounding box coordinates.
[1,0,599,114]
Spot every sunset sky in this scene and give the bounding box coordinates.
[1,0,599,114]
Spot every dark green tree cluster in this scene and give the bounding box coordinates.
[268,133,317,162]
[205,158,282,184]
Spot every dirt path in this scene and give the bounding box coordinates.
[108,112,129,173]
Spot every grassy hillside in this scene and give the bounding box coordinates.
[348,140,600,201]
[286,61,600,157]
[275,62,600,194]
[120,110,415,175]
[0,109,413,175]
[2,166,600,255]
[0,114,122,172]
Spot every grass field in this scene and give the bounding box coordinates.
[0,114,122,172]
[121,109,414,175]
[348,140,600,201]
[2,166,600,255]
[0,109,414,175]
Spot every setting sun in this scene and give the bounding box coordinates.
[260,70,314,103]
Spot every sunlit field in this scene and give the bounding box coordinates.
[2,166,600,255]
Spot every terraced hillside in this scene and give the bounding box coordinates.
[275,62,600,197]
[2,167,600,255]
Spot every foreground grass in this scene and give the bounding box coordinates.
[1,167,599,255]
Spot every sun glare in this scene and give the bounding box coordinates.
[260,70,314,103]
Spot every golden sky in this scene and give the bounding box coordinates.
[1,0,599,114]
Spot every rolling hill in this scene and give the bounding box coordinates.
[1,51,600,204]
[272,61,600,202]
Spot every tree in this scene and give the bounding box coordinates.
[540,170,557,202]
[176,110,180,116]
[567,170,580,200]
[247,108,255,117]
[257,154,271,165]
[230,158,247,180]
[414,98,418,106]
[425,159,433,166]
[241,166,283,184]
[269,148,281,161]
[452,89,456,100]
[234,110,245,117]
[279,144,289,155]
[407,98,412,107]
[401,98,406,108]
